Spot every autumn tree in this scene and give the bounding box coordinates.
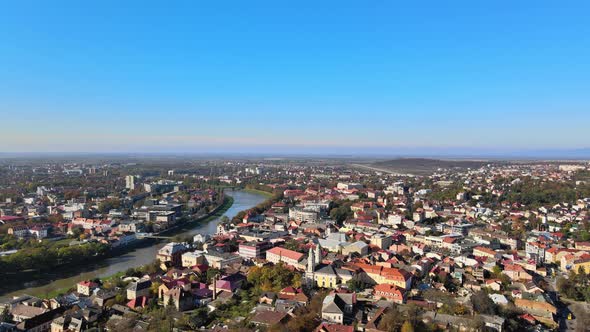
[401,321,415,332]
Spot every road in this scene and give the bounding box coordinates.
[545,274,588,332]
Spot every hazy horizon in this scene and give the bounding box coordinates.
[1,146,590,160]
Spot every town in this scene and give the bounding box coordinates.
[0,157,588,332]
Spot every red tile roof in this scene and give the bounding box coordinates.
[267,246,304,261]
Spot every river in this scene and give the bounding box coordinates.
[0,190,267,300]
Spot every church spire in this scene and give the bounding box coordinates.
[315,243,321,266]
[307,247,315,272]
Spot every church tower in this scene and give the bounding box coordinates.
[305,247,316,287]
[315,243,322,265]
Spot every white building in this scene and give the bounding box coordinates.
[125,175,136,190]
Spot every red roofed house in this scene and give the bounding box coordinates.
[353,263,412,290]
[373,284,405,304]
[77,281,98,296]
[503,264,533,282]
[127,296,149,309]
[473,246,500,259]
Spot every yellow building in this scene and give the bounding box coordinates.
[314,265,354,289]
[572,256,590,274]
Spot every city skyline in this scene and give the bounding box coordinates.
[1,1,589,153]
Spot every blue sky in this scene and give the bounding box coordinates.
[0,1,589,154]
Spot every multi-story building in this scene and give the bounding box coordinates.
[238,241,273,259]
[354,264,413,290]
[157,242,187,267]
[370,234,392,249]
[125,175,136,190]
[525,241,547,264]
[289,207,318,223]
[181,251,205,268]
[373,284,406,304]
[266,246,304,267]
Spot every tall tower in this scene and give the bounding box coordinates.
[125,175,136,190]
[315,243,322,265]
[305,247,316,287]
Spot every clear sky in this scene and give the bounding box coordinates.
[1,1,589,155]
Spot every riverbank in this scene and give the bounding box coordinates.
[0,190,267,300]
[0,195,234,297]
[158,195,234,236]
[242,188,274,198]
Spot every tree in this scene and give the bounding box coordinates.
[167,296,175,308]
[401,321,415,332]
[150,281,161,296]
[346,279,366,292]
[206,268,221,283]
[378,307,404,332]
[0,306,12,323]
[186,307,210,329]
[471,291,497,315]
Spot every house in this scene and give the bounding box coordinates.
[93,289,117,308]
[156,242,187,267]
[278,287,308,304]
[373,284,405,304]
[525,241,547,264]
[127,296,149,310]
[570,254,590,273]
[15,307,65,332]
[10,305,48,323]
[250,310,290,326]
[162,286,193,311]
[7,226,29,238]
[502,264,533,282]
[484,279,502,292]
[488,293,509,305]
[473,246,500,259]
[126,279,152,300]
[51,314,88,332]
[181,251,205,268]
[213,273,246,293]
[76,281,98,296]
[258,292,277,305]
[321,293,356,324]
